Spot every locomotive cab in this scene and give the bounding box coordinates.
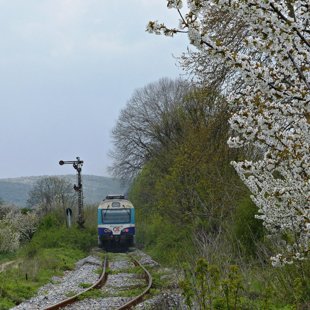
[98,195,135,248]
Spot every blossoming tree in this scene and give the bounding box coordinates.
[147,0,309,265]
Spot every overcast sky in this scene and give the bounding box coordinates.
[0,0,189,178]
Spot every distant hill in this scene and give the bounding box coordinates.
[0,175,127,207]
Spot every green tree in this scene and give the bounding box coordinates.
[127,86,252,263]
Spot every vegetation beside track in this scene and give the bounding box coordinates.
[110,80,310,308]
[128,124,310,309]
[0,209,97,310]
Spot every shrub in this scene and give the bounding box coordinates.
[232,197,265,257]
[180,258,243,309]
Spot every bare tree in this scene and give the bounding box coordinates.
[27,177,75,216]
[109,78,193,180]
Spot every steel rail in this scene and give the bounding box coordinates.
[116,255,153,310]
[43,255,108,310]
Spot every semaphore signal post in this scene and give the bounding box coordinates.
[59,157,85,229]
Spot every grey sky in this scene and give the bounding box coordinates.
[0,0,188,178]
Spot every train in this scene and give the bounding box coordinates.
[97,194,135,248]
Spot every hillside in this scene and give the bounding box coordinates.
[0,175,127,207]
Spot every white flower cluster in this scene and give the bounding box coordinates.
[148,0,309,265]
[0,226,19,253]
[0,209,39,253]
[0,211,20,252]
[146,20,179,37]
[167,0,183,9]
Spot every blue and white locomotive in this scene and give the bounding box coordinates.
[98,195,135,247]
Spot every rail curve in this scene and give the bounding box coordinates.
[42,252,153,310]
[116,254,153,310]
[43,254,108,310]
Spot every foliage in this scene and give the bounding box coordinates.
[0,203,17,220]
[79,282,92,288]
[77,288,105,300]
[22,213,96,257]
[83,204,100,232]
[109,77,192,180]
[0,252,16,264]
[124,78,310,306]
[148,0,309,265]
[0,206,97,309]
[231,197,265,257]
[180,258,244,310]
[0,246,84,310]
[129,87,249,266]
[0,205,39,253]
[10,210,39,242]
[180,257,310,309]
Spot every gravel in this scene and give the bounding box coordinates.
[11,250,188,310]
[11,256,102,310]
[133,291,187,310]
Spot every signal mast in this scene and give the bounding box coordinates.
[59,157,84,228]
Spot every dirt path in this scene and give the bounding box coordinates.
[0,260,18,272]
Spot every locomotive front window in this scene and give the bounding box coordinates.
[102,209,131,224]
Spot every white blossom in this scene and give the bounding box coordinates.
[149,0,310,264]
[0,208,39,253]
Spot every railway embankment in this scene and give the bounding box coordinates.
[8,249,185,310]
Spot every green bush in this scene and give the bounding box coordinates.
[38,211,64,230]
[0,298,15,310]
[232,197,265,257]
[0,246,86,309]
[0,270,38,305]
[180,258,244,310]
[138,213,193,265]
[22,211,97,257]
[0,207,99,309]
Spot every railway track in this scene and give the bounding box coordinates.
[117,255,153,310]
[43,253,152,310]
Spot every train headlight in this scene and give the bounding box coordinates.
[104,228,111,233]
[122,228,129,233]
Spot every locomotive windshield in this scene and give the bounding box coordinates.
[102,209,131,224]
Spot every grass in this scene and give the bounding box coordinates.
[0,252,17,264]
[79,282,92,288]
[65,290,77,298]
[110,265,173,299]
[0,210,98,310]
[116,286,146,298]
[108,265,143,275]
[94,267,103,275]
[77,288,106,300]
[149,267,173,290]
[0,247,85,309]
[107,252,128,262]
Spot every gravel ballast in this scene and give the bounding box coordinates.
[11,249,187,310]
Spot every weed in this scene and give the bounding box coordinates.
[221,265,243,309]
[0,209,97,309]
[77,288,105,300]
[65,291,76,298]
[180,258,245,309]
[109,265,142,275]
[79,282,92,289]
[0,297,15,310]
[113,286,145,298]
[94,267,103,275]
